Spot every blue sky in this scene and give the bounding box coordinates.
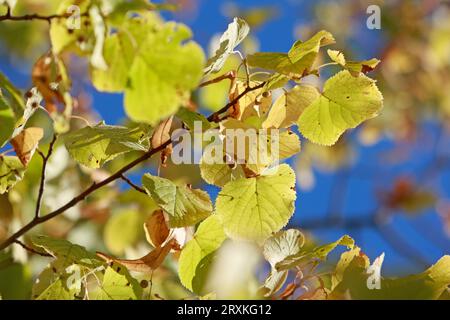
[1,0,448,276]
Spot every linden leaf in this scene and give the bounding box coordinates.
[0,94,15,147]
[31,235,103,268]
[178,215,227,293]
[331,253,450,300]
[204,17,250,75]
[263,85,320,129]
[261,229,305,296]
[63,123,150,169]
[276,235,355,271]
[92,15,205,125]
[96,240,174,274]
[216,164,296,241]
[247,30,335,77]
[297,70,383,146]
[49,0,93,54]
[199,155,245,187]
[0,70,24,117]
[228,80,272,120]
[92,265,142,300]
[144,209,170,248]
[327,49,380,76]
[0,156,25,194]
[142,174,213,227]
[10,127,44,166]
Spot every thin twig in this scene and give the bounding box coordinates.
[206,81,266,122]
[0,85,258,251]
[0,11,88,23]
[199,71,236,88]
[13,240,52,257]
[120,174,146,194]
[35,134,58,219]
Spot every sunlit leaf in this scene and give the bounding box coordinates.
[204,17,250,75]
[92,265,142,300]
[142,174,213,227]
[263,85,320,129]
[31,235,103,268]
[10,127,44,166]
[178,215,227,293]
[216,164,296,241]
[0,156,25,194]
[298,70,383,146]
[63,122,150,169]
[327,49,380,76]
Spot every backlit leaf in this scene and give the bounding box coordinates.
[178,215,227,293]
[204,17,250,75]
[0,156,25,194]
[63,122,150,168]
[216,164,296,241]
[297,70,383,146]
[142,174,213,227]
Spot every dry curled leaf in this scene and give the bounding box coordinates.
[144,209,170,247]
[151,116,173,167]
[32,52,65,113]
[11,127,44,166]
[96,239,176,273]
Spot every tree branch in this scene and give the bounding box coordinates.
[206,81,266,122]
[0,11,89,23]
[120,174,146,194]
[0,82,266,251]
[35,134,58,219]
[13,240,52,257]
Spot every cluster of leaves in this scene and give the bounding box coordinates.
[0,0,448,300]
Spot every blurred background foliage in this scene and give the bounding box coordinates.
[0,0,449,299]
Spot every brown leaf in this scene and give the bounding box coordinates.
[10,127,44,166]
[96,239,175,273]
[32,53,65,113]
[151,116,173,167]
[144,209,170,247]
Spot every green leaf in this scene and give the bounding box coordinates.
[33,260,81,300]
[204,17,250,75]
[176,108,211,131]
[142,174,213,227]
[297,70,383,146]
[92,265,142,300]
[276,235,355,271]
[92,15,205,125]
[0,156,25,194]
[199,158,245,187]
[327,49,380,76]
[216,164,296,241]
[104,209,145,255]
[288,30,335,63]
[332,254,450,300]
[263,85,320,129]
[0,70,24,117]
[49,0,93,54]
[63,122,150,168]
[31,235,103,268]
[247,30,334,77]
[178,215,227,293]
[0,94,15,147]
